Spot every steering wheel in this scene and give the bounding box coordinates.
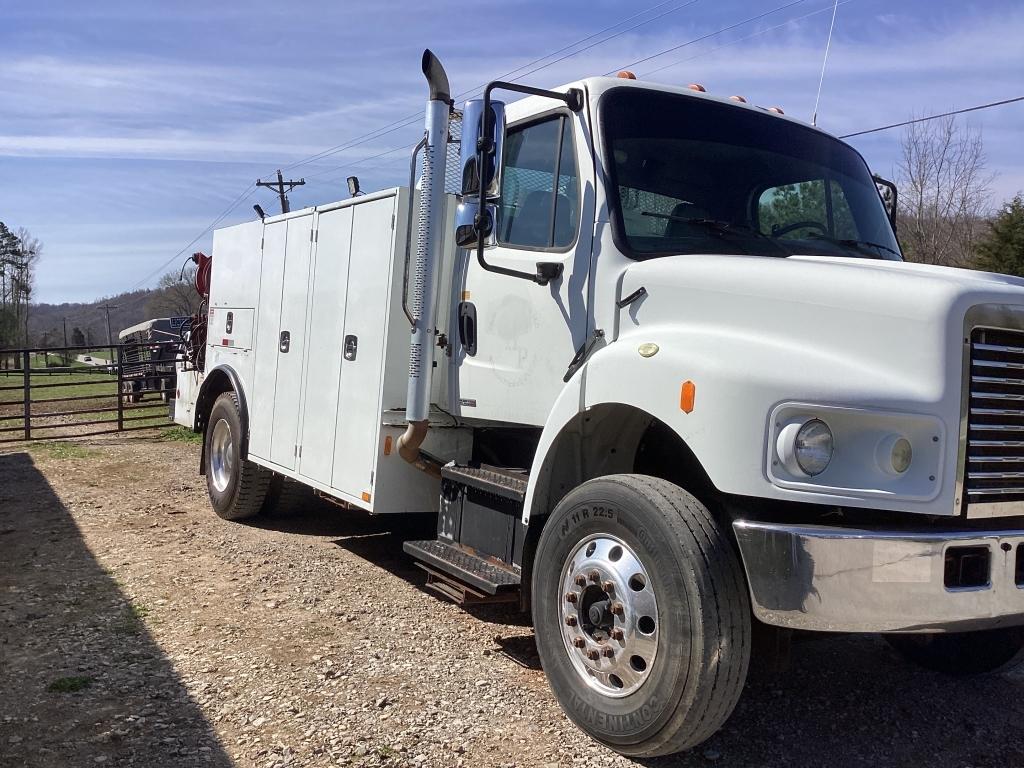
[772,220,827,238]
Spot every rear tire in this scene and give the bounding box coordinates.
[261,474,315,516]
[204,391,271,521]
[886,628,1024,675]
[532,474,751,757]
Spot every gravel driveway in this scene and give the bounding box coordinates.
[2,436,1023,768]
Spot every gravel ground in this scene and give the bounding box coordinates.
[2,435,1024,768]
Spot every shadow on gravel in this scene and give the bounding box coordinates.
[639,632,1024,768]
[0,452,233,768]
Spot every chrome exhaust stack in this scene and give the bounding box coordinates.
[397,49,450,475]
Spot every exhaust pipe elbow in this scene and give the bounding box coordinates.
[397,420,442,479]
[421,49,451,103]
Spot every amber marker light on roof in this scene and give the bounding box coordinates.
[617,70,637,79]
[680,381,696,414]
[729,95,748,103]
[687,83,706,92]
[768,106,785,114]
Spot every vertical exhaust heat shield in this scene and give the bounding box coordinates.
[397,50,450,474]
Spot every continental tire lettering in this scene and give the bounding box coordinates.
[570,692,660,731]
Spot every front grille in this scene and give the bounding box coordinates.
[965,327,1024,504]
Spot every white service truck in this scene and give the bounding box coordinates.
[175,50,1024,756]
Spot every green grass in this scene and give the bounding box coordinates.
[159,426,202,444]
[47,676,93,693]
[0,370,169,433]
[28,441,98,459]
[112,602,153,636]
[0,371,117,404]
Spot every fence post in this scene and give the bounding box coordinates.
[22,350,31,441]
[116,345,124,432]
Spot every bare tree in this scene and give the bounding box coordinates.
[145,267,202,319]
[896,115,993,267]
[15,228,41,345]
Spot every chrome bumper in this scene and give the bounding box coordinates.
[733,520,1024,633]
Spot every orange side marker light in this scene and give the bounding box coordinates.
[680,380,696,413]
[361,491,371,503]
[383,435,393,456]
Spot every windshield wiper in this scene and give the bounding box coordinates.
[807,233,901,259]
[640,213,791,255]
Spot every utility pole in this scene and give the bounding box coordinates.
[62,316,68,347]
[256,170,305,214]
[101,304,118,367]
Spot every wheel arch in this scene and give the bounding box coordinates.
[523,399,717,528]
[195,365,250,472]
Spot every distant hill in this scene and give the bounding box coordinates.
[28,278,200,348]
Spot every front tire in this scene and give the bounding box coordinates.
[205,391,271,521]
[886,628,1024,675]
[532,474,750,757]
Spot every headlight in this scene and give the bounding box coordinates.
[794,419,833,476]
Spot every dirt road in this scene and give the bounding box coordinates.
[2,436,1024,768]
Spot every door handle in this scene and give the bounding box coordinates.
[344,334,358,361]
[279,331,291,353]
[457,302,477,356]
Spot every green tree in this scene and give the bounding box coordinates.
[974,195,1024,277]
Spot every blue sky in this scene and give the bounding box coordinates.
[2,0,1022,303]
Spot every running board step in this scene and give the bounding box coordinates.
[441,464,527,502]
[404,539,521,598]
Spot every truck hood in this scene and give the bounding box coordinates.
[623,254,1024,331]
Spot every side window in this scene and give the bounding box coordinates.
[758,179,858,239]
[498,116,579,249]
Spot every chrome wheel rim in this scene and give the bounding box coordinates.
[209,418,234,494]
[558,534,659,697]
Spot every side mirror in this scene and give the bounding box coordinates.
[459,99,505,201]
[455,202,496,248]
[872,174,898,234]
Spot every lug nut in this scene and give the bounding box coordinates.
[565,592,578,603]
[587,650,601,661]
[572,636,587,648]
[611,628,624,641]
[601,580,615,593]
[565,616,577,627]
[588,570,601,583]
[602,647,615,658]
[574,574,587,587]
[611,602,625,616]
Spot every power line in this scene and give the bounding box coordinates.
[639,0,856,78]
[132,0,712,292]
[840,96,1024,138]
[280,0,703,175]
[606,0,807,74]
[126,183,256,292]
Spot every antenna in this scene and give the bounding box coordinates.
[811,0,840,126]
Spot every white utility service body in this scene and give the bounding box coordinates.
[176,52,1024,757]
[177,188,470,512]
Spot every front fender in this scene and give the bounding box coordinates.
[581,325,957,515]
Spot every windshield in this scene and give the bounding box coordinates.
[601,88,901,261]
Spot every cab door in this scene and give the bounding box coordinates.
[455,111,593,426]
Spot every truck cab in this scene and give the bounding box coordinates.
[176,52,1024,757]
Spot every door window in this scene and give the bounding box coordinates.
[498,116,579,249]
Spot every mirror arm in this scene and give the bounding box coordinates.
[474,81,584,285]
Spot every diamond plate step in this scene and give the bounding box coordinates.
[403,539,521,595]
[440,464,528,502]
